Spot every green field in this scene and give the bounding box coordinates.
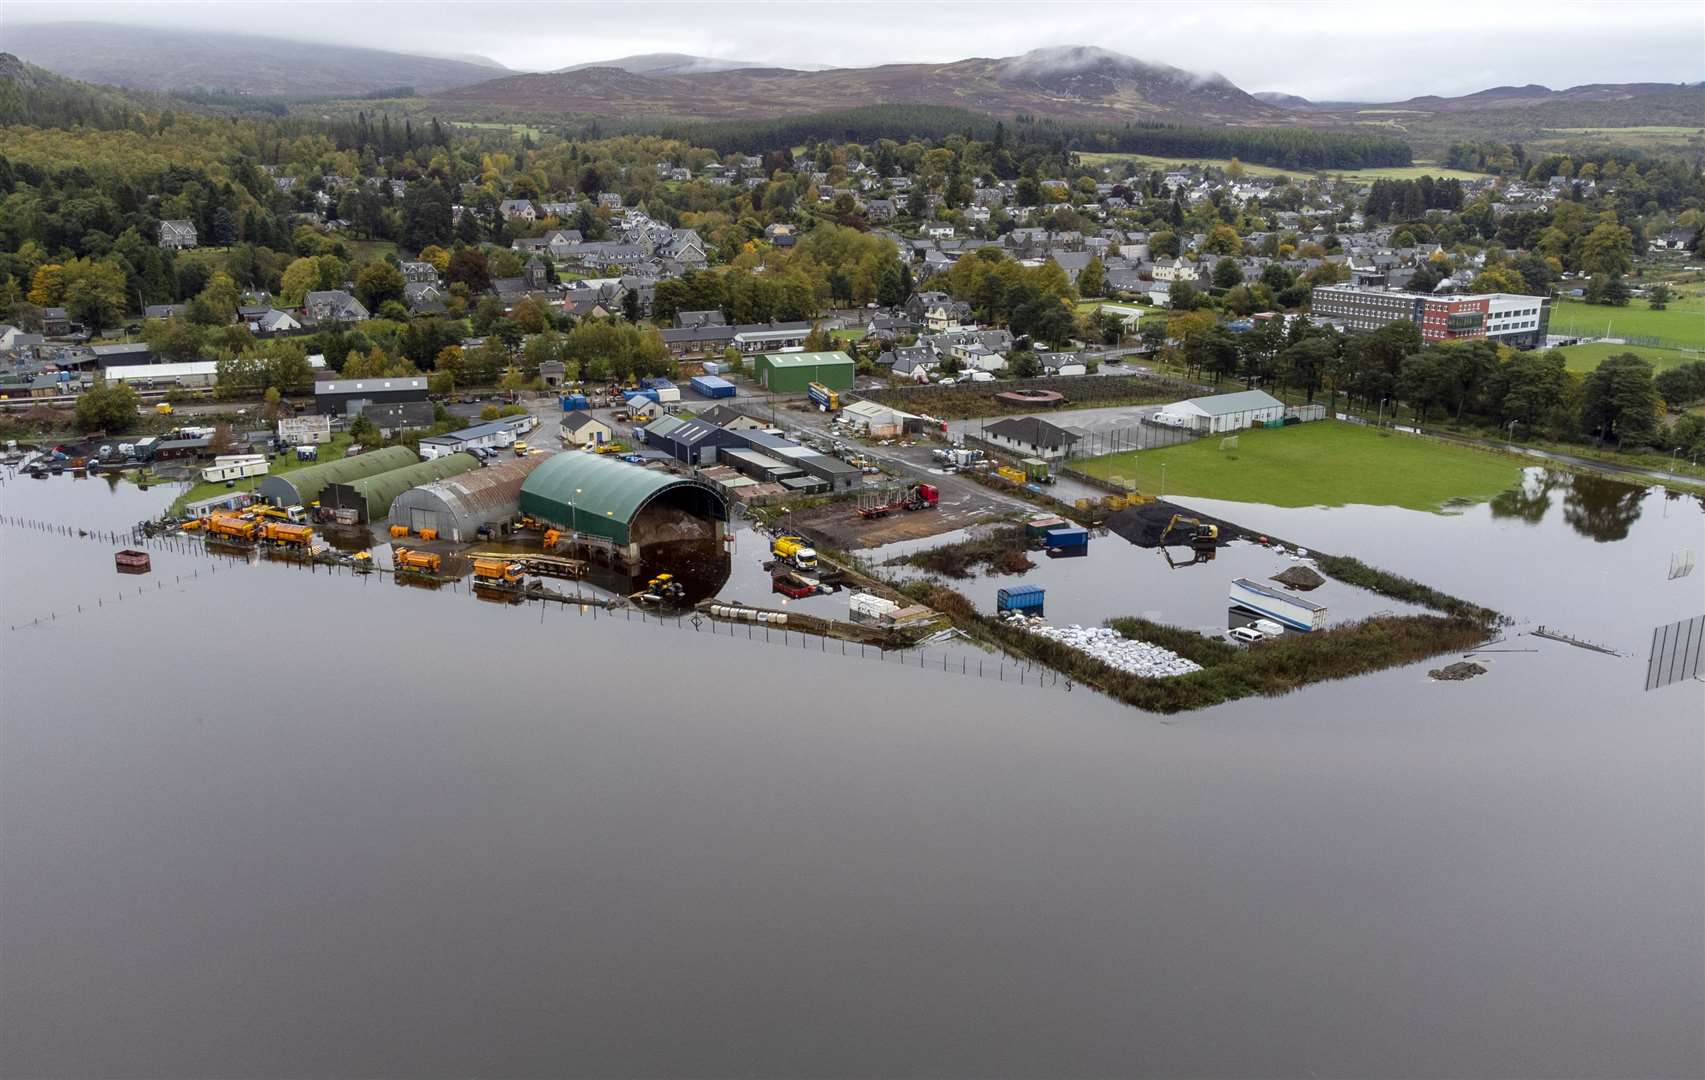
[1078,420,1523,512]
[1075,152,1481,182]
[1535,125,1704,154]
[1549,297,1705,350]
[1323,164,1485,180]
[338,238,400,264]
[1554,341,1700,374]
[831,327,865,342]
[453,120,546,140]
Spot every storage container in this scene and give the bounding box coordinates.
[690,375,736,399]
[996,585,1045,613]
[1044,526,1089,550]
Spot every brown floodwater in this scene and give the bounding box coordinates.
[1,468,1701,1078]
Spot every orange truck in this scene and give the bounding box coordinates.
[205,513,259,541]
[261,522,314,547]
[472,557,524,586]
[393,547,442,574]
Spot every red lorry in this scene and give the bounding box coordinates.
[856,483,939,520]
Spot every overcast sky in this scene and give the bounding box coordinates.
[6,0,1702,99]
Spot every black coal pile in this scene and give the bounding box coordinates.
[1104,500,1249,548]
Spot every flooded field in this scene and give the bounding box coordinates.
[2,468,1701,1078]
[873,528,1426,633]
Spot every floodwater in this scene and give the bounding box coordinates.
[873,528,1426,633]
[2,468,1701,1078]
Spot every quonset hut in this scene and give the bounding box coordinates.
[256,445,417,507]
[519,452,727,576]
[388,455,547,541]
[319,453,481,524]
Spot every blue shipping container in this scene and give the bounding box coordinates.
[996,585,1045,613]
[1045,526,1089,549]
[690,375,736,399]
[560,394,589,411]
[625,389,661,404]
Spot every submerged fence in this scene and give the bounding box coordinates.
[1646,614,1705,691]
[0,511,1069,692]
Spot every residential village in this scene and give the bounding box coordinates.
[4,119,1704,713]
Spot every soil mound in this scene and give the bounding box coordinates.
[1272,565,1325,590]
[1428,661,1487,681]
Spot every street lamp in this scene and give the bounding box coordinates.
[1376,397,1389,427]
[1507,419,1521,444]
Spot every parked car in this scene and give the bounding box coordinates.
[1228,626,1264,644]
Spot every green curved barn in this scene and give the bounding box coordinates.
[320,453,481,523]
[256,445,418,507]
[519,451,727,573]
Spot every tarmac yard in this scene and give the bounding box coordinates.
[781,486,1002,550]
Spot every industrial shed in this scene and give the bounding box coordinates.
[320,453,480,523]
[256,445,418,507]
[752,350,855,393]
[387,456,546,541]
[520,451,727,574]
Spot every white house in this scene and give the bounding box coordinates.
[1036,348,1086,377]
[1153,389,1286,434]
[1151,257,1200,284]
[560,411,615,447]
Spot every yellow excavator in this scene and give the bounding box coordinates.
[1157,513,1220,568]
[1159,513,1219,547]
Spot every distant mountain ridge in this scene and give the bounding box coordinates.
[555,53,777,75]
[1258,82,1695,111]
[3,25,1693,138]
[436,45,1289,125]
[1253,91,1312,108]
[3,22,512,98]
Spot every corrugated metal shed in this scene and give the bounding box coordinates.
[322,453,480,523]
[753,350,855,392]
[387,455,546,540]
[256,445,418,506]
[520,450,726,547]
[796,453,861,491]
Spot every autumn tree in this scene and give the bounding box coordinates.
[74,379,138,432]
[354,260,405,312]
[1077,256,1105,298]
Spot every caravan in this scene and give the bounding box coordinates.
[200,454,270,483]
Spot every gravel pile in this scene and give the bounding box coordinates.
[1008,616,1203,678]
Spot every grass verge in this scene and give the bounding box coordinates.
[1312,553,1502,623]
[168,433,357,515]
[885,526,1033,578]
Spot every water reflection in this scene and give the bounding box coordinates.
[1488,469,1648,543]
[1489,471,1561,524]
[1562,472,1646,543]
